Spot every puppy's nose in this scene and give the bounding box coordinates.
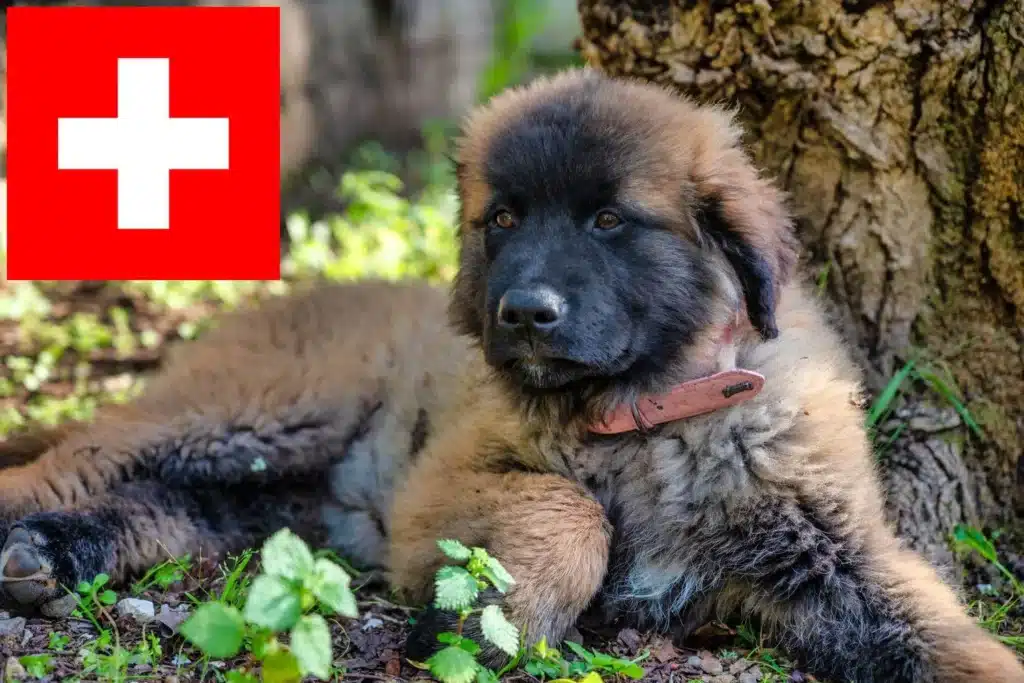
[497,287,567,334]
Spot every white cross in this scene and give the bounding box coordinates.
[57,58,230,230]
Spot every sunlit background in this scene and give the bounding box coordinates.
[0,0,582,432]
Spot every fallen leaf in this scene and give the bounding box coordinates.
[616,627,642,654]
[385,658,401,677]
[155,604,190,634]
[650,637,677,663]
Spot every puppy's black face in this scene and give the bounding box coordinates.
[451,92,717,393]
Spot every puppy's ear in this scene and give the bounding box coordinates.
[688,113,799,340]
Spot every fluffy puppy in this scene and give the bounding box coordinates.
[389,68,1024,683]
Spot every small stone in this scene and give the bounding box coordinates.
[101,372,137,394]
[361,615,384,631]
[739,673,760,683]
[117,598,156,623]
[729,659,752,675]
[5,656,26,680]
[711,675,737,683]
[687,655,703,669]
[700,654,724,675]
[0,616,26,640]
[41,594,79,618]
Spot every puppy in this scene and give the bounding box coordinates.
[389,68,1024,682]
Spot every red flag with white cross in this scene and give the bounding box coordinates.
[5,5,281,280]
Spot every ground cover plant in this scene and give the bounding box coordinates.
[1,136,1021,682]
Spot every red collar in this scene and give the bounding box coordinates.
[588,368,766,435]
[587,313,766,435]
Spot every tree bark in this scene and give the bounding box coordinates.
[577,0,1024,570]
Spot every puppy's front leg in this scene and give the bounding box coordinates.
[390,463,612,668]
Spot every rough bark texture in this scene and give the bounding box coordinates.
[577,0,1024,570]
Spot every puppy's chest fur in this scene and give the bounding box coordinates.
[561,405,793,629]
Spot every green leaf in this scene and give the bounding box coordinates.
[260,528,315,581]
[533,636,557,661]
[290,614,332,680]
[579,673,604,683]
[437,539,472,562]
[309,558,358,618]
[433,566,479,611]
[564,641,593,663]
[483,556,515,593]
[225,671,260,683]
[616,662,645,679]
[479,605,520,656]
[47,632,69,651]
[476,666,500,683]
[567,661,589,677]
[426,645,479,683]
[19,654,54,679]
[436,632,479,655]
[953,524,998,564]
[99,590,117,605]
[866,359,915,428]
[244,575,303,632]
[262,650,303,683]
[179,603,246,659]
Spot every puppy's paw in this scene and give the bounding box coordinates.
[0,512,116,615]
[406,588,513,671]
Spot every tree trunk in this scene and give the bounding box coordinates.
[576,0,1024,571]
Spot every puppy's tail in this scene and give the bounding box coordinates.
[875,543,1024,682]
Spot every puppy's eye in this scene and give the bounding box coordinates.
[594,210,622,230]
[493,209,517,229]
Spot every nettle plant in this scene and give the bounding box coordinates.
[180,528,358,682]
[419,540,647,683]
[415,540,522,683]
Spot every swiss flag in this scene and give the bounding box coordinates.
[6,6,281,280]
